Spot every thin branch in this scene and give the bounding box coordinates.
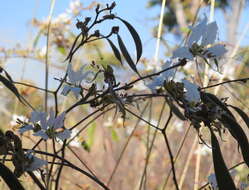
[107,102,149,186]
[161,110,179,190]
[24,149,110,190]
[200,77,249,90]
[13,81,54,93]
[124,107,162,131]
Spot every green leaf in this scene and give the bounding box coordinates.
[229,105,249,129]
[106,39,122,65]
[117,34,140,77]
[111,128,119,141]
[116,17,142,63]
[0,75,24,104]
[81,141,90,152]
[86,122,96,148]
[220,114,249,167]
[57,46,66,55]
[210,130,237,190]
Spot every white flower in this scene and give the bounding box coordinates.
[33,110,71,141]
[10,114,28,126]
[103,117,113,127]
[20,110,71,141]
[132,81,148,91]
[182,79,200,103]
[62,64,92,98]
[67,129,81,147]
[38,46,47,58]
[194,144,211,156]
[240,182,249,190]
[146,61,176,92]
[61,85,81,98]
[208,173,218,190]
[206,44,227,58]
[174,121,184,132]
[172,15,227,61]
[25,150,47,171]
[67,0,82,15]
[53,13,71,25]
[208,170,237,190]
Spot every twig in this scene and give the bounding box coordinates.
[107,102,149,186]
[161,110,179,190]
[200,77,249,90]
[24,149,110,190]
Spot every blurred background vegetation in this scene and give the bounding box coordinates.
[0,0,249,189]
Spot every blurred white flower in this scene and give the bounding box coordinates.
[208,173,218,190]
[132,81,148,91]
[240,182,249,190]
[20,110,71,141]
[174,121,184,132]
[103,117,113,127]
[67,64,92,84]
[38,46,47,58]
[67,0,82,15]
[194,144,211,156]
[68,129,81,147]
[61,64,93,98]
[25,150,48,171]
[53,13,71,25]
[206,44,227,58]
[33,110,71,141]
[146,61,176,92]
[61,85,81,98]
[182,79,200,103]
[172,15,227,61]
[10,114,28,126]
[208,170,237,190]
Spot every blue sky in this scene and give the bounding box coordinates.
[0,0,161,88]
[1,1,249,88]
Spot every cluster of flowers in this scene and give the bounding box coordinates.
[147,15,226,106]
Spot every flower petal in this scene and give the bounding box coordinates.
[188,15,208,46]
[201,22,218,46]
[47,109,56,128]
[161,61,176,80]
[71,87,81,98]
[56,129,71,141]
[206,44,227,58]
[61,85,71,96]
[146,76,163,93]
[26,156,48,171]
[29,111,46,123]
[182,79,200,103]
[172,47,194,60]
[33,130,49,140]
[53,112,66,129]
[18,124,33,134]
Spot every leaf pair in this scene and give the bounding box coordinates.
[201,92,249,167]
[107,17,142,77]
